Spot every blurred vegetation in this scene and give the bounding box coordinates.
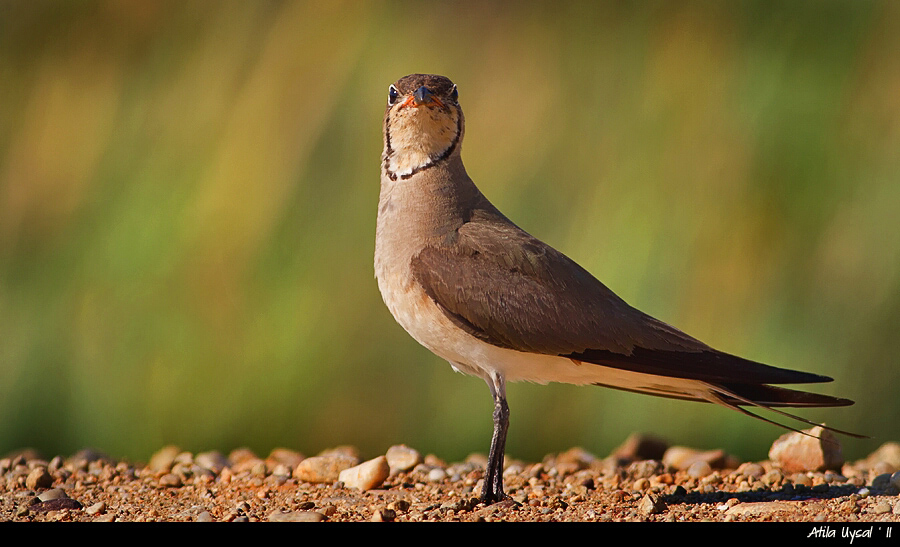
[1,1,898,464]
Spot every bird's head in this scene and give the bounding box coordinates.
[382,74,464,181]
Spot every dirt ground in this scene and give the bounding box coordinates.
[3,435,900,524]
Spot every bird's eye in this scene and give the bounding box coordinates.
[388,85,399,106]
[449,84,458,102]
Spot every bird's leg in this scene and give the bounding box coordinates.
[481,372,509,504]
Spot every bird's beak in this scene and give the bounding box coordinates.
[402,86,444,109]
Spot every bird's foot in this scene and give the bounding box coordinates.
[479,481,518,506]
[479,491,518,507]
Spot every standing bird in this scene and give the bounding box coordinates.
[374,73,857,504]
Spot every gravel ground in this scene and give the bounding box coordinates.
[3,434,900,523]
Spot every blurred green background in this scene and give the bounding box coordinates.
[1,0,898,465]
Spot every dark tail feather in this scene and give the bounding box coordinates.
[716,383,855,408]
[706,382,867,439]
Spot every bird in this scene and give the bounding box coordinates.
[374,73,858,505]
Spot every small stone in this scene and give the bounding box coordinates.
[26,467,53,490]
[388,499,411,512]
[638,493,664,515]
[94,513,116,522]
[195,451,229,474]
[556,447,598,469]
[687,461,713,479]
[148,445,181,473]
[38,488,69,502]
[30,498,83,512]
[294,455,359,483]
[228,447,258,465]
[48,456,64,474]
[465,453,489,468]
[69,448,111,471]
[231,455,266,474]
[736,462,764,479]
[318,445,360,459]
[611,433,669,462]
[891,471,900,490]
[769,426,843,473]
[632,478,650,491]
[872,473,893,491]
[858,442,900,471]
[427,467,448,482]
[196,511,214,522]
[761,469,783,486]
[386,444,422,474]
[791,473,813,487]
[628,460,663,479]
[267,448,304,471]
[268,510,326,522]
[725,501,797,517]
[663,446,732,471]
[85,501,106,516]
[339,456,390,491]
[372,508,396,522]
[872,501,892,514]
[271,464,292,478]
[159,473,182,488]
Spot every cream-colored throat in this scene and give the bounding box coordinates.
[384,105,460,180]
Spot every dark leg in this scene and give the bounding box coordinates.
[481,372,510,504]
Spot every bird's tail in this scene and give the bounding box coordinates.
[704,382,866,439]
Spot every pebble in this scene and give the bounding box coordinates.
[768,426,843,473]
[687,461,713,479]
[26,467,53,490]
[85,502,106,516]
[270,463,292,478]
[318,445,360,459]
[269,510,326,522]
[638,493,664,515]
[196,511,214,522]
[611,433,669,462]
[632,478,650,491]
[372,508,396,522]
[94,513,116,522]
[159,473,183,487]
[228,447,259,466]
[556,447,598,470]
[48,456,64,474]
[856,442,900,471]
[195,451,229,474]
[386,444,422,474]
[725,501,797,517]
[294,455,359,483]
[891,471,900,490]
[427,468,448,482]
[872,473,894,491]
[628,460,663,479]
[791,473,813,487]
[663,446,732,471]
[30,498,83,512]
[266,448,304,471]
[148,445,181,473]
[338,456,390,491]
[38,488,69,501]
[736,462,764,479]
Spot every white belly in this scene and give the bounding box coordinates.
[376,267,714,402]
